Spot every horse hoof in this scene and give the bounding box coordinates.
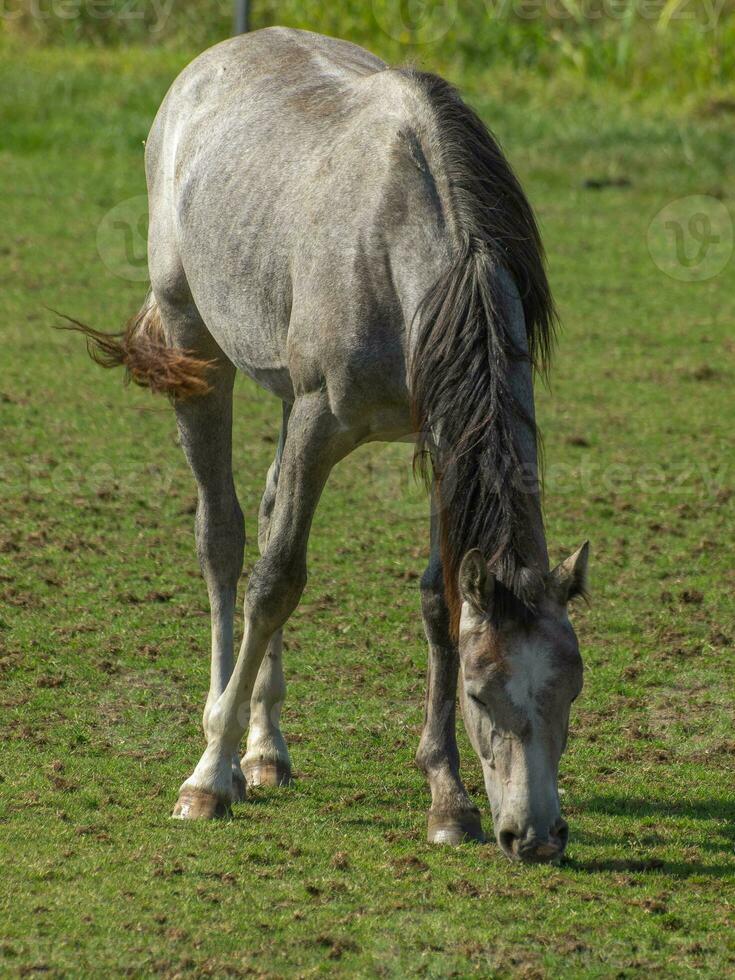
[232,768,247,803]
[427,808,485,845]
[242,759,292,787]
[172,787,232,820]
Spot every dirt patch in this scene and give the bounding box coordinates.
[36,674,65,689]
[448,878,480,897]
[391,855,429,874]
[314,934,359,960]
[680,589,704,605]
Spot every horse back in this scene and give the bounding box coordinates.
[145,28,451,427]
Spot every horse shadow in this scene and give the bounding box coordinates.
[566,794,735,879]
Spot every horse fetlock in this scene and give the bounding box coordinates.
[183,740,238,798]
[173,751,237,819]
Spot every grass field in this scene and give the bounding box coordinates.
[5,0,735,105]
[1,36,734,978]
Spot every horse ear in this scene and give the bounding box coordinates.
[458,549,494,616]
[548,541,590,605]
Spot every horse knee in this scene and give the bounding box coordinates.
[245,553,306,634]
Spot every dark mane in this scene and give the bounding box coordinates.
[404,69,557,636]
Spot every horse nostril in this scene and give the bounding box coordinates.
[499,829,520,859]
[499,822,568,863]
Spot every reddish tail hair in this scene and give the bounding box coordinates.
[54,296,213,400]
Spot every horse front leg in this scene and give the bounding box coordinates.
[416,496,484,844]
[173,392,350,819]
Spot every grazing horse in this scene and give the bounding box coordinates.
[67,28,589,863]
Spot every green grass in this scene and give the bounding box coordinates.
[3,0,735,101]
[1,41,734,978]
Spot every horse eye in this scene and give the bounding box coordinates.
[468,692,488,709]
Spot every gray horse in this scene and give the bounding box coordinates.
[66,27,589,863]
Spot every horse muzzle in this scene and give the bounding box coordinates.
[497,818,569,863]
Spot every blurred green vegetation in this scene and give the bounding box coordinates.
[2,0,734,102]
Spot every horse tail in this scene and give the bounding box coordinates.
[54,292,213,399]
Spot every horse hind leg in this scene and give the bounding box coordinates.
[155,291,247,818]
[173,392,351,819]
[242,402,293,787]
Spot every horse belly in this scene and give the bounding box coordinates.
[173,183,296,400]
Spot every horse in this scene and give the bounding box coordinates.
[64,27,589,863]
